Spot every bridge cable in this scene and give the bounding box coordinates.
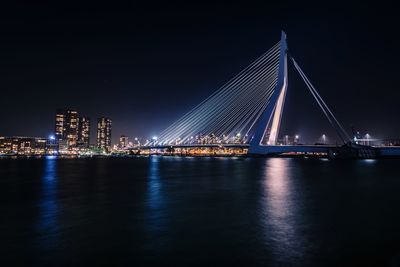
[158,45,279,143]
[157,44,281,145]
[290,57,351,144]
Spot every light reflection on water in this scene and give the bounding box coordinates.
[37,156,60,249]
[260,158,306,264]
[145,155,168,248]
[147,156,163,210]
[1,157,399,265]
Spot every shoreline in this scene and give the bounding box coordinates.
[1,153,400,160]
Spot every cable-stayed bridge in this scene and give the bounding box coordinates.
[141,32,399,158]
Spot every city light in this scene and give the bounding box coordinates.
[365,133,371,146]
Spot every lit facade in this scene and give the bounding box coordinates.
[0,136,48,155]
[119,135,128,149]
[77,116,90,148]
[97,117,112,151]
[55,109,78,148]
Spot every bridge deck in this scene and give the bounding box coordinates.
[141,144,333,152]
[141,144,249,149]
[136,144,400,157]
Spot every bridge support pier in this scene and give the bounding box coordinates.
[249,31,288,154]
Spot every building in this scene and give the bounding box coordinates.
[119,135,128,149]
[0,136,48,155]
[97,117,112,151]
[77,116,90,148]
[55,109,78,148]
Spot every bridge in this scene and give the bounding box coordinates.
[139,32,399,158]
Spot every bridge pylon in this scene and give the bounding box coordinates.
[249,31,288,154]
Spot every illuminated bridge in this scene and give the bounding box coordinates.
[142,32,399,158]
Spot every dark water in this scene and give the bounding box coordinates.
[1,156,400,266]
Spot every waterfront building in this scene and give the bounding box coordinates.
[77,116,90,148]
[0,136,11,154]
[55,109,78,148]
[119,135,128,149]
[0,136,48,155]
[382,138,400,146]
[97,117,112,152]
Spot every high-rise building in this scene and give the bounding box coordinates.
[119,135,128,149]
[55,109,78,148]
[77,116,90,148]
[97,117,112,151]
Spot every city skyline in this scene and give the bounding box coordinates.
[1,2,400,144]
[2,3,400,266]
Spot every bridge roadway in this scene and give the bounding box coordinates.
[141,144,333,154]
[142,144,250,150]
[139,144,400,157]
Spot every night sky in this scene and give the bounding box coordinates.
[1,1,399,144]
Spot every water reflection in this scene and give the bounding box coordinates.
[37,156,60,249]
[260,158,305,263]
[145,156,167,244]
[147,156,163,210]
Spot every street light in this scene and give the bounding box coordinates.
[152,136,158,144]
[365,133,370,146]
[322,134,326,145]
[134,137,140,147]
[294,135,299,145]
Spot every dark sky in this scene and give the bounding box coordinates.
[1,1,399,144]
